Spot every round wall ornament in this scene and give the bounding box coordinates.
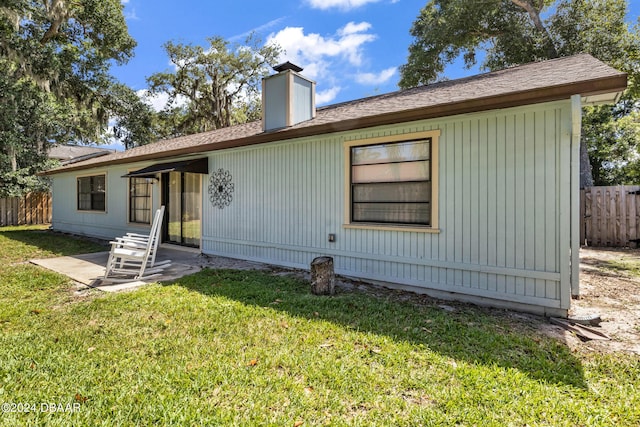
[208,168,234,209]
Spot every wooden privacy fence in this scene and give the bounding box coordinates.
[0,192,52,227]
[581,185,640,247]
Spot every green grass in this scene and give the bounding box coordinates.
[601,258,640,278]
[1,226,639,425]
[0,225,107,264]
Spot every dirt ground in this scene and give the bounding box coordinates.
[547,247,640,355]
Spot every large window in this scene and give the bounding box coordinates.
[345,130,439,230]
[77,175,106,212]
[129,177,152,224]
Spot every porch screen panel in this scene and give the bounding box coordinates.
[183,173,201,247]
[351,139,431,226]
[167,172,182,244]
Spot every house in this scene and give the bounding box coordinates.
[48,144,116,165]
[43,54,627,316]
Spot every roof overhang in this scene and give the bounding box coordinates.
[60,150,113,165]
[121,157,208,178]
[581,91,624,106]
[41,66,628,176]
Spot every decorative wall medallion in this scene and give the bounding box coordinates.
[208,168,234,209]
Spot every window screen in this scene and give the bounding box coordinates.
[351,139,431,226]
[77,175,106,211]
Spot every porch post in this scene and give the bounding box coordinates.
[570,95,582,298]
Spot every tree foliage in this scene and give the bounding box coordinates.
[0,0,153,195]
[0,59,59,196]
[400,0,640,186]
[400,0,639,89]
[107,83,157,150]
[583,100,640,185]
[146,35,281,138]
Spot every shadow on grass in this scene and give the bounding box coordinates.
[167,268,587,389]
[0,227,107,259]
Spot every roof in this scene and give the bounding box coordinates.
[48,144,115,165]
[273,61,303,73]
[44,54,627,175]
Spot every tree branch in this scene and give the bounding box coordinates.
[510,0,558,57]
[40,0,70,44]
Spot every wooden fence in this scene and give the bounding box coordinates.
[581,185,640,247]
[0,192,52,227]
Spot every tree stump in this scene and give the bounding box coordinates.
[310,256,335,295]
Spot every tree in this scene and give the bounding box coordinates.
[0,0,151,195]
[107,83,158,150]
[0,0,136,139]
[0,59,60,196]
[146,35,281,138]
[583,100,640,185]
[400,0,639,89]
[400,0,640,186]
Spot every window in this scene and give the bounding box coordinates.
[129,177,152,224]
[345,130,439,230]
[77,175,106,211]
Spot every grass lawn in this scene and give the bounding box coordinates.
[1,226,639,425]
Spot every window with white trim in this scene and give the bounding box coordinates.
[129,177,152,224]
[77,175,106,211]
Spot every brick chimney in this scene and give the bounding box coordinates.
[262,62,316,132]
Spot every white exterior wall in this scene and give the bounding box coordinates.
[202,101,574,316]
[51,162,162,239]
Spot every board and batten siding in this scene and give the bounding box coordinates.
[51,162,160,239]
[202,100,574,316]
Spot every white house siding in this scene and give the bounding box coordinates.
[202,100,573,316]
[51,162,161,239]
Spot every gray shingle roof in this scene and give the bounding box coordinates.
[45,54,626,175]
[48,144,115,164]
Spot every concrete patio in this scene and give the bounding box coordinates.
[30,246,270,292]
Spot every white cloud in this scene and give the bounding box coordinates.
[267,21,376,81]
[338,22,371,36]
[306,0,382,11]
[355,67,396,85]
[316,87,342,104]
[229,17,287,42]
[265,21,398,105]
[120,1,138,20]
[124,8,139,20]
[136,89,188,112]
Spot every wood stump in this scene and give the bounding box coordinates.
[310,256,335,295]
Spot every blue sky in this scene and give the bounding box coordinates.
[112,0,640,132]
[114,0,433,109]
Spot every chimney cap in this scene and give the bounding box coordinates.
[273,61,303,73]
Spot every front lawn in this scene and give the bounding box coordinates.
[1,226,639,425]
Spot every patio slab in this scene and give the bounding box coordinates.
[30,251,111,286]
[30,249,202,292]
[30,246,272,292]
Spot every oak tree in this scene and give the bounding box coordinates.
[146,35,281,138]
[400,0,640,186]
[0,0,152,195]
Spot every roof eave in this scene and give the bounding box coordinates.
[42,72,627,176]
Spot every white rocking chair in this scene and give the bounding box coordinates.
[103,206,171,282]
